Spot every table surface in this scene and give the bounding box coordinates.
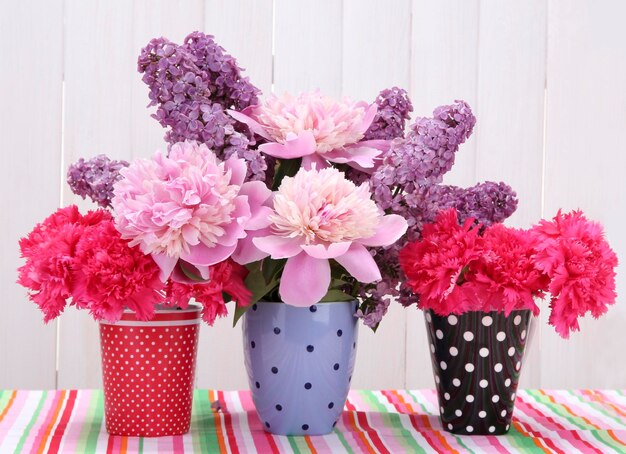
[0,389,625,453]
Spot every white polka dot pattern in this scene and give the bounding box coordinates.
[424,309,532,435]
[99,321,199,437]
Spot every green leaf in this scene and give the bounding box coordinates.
[232,261,280,326]
[320,289,355,302]
[179,262,208,282]
[272,158,302,190]
[261,258,286,283]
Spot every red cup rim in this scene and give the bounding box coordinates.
[101,303,203,324]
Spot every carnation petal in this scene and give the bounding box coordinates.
[359,214,408,247]
[253,235,303,259]
[335,243,381,283]
[181,242,238,267]
[280,252,330,307]
[301,242,351,259]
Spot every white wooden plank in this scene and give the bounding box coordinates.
[0,0,63,388]
[406,0,480,389]
[59,0,206,390]
[205,0,273,96]
[411,0,480,188]
[57,0,136,389]
[475,0,548,388]
[274,0,342,96]
[541,0,626,388]
[131,0,206,158]
[343,0,412,389]
[199,0,273,390]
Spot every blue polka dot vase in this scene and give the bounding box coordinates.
[243,301,359,435]
[425,309,534,435]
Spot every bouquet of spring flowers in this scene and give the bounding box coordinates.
[399,208,618,337]
[18,32,519,330]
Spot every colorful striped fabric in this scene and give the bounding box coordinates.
[0,389,625,453]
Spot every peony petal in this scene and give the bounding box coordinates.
[359,214,408,247]
[253,235,303,259]
[335,243,381,283]
[239,180,272,208]
[246,206,274,230]
[180,242,237,267]
[324,144,383,168]
[231,229,271,265]
[225,156,247,187]
[259,131,317,159]
[301,242,351,259]
[152,253,178,282]
[217,197,250,247]
[279,252,330,307]
[358,103,378,133]
[227,109,272,140]
[170,263,210,284]
[301,153,330,170]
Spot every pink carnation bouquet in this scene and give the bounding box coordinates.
[399,208,618,338]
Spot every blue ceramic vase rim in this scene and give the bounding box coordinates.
[255,300,358,305]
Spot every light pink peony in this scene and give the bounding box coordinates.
[112,141,272,281]
[229,91,389,170]
[250,167,408,307]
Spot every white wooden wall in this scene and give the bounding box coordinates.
[1,0,625,390]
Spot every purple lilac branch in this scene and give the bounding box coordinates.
[67,155,129,209]
[137,33,266,181]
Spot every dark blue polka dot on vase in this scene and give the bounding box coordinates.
[333,363,340,371]
[251,341,255,348]
[271,366,278,374]
[337,329,343,337]
[328,402,334,409]
[333,421,338,428]
[302,424,309,431]
[309,306,317,313]
[255,381,260,389]
[273,327,281,335]
[252,304,258,311]
[304,382,312,390]
[306,345,314,352]
[276,404,282,411]
[265,421,270,428]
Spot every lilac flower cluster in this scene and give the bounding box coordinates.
[364,87,413,141]
[354,100,518,319]
[137,33,266,181]
[424,182,518,227]
[67,155,129,209]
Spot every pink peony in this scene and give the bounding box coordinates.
[112,141,272,281]
[72,213,165,322]
[530,210,618,338]
[165,259,251,325]
[17,206,108,322]
[229,91,389,170]
[399,208,483,315]
[250,167,408,307]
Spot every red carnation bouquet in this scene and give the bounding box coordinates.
[399,208,618,338]
[17,204,251,325]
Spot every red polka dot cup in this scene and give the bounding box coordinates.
[99,304,201,437]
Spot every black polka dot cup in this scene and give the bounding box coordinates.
[99,304,201,437]
[424,309,532,435]
[243,301,358,435]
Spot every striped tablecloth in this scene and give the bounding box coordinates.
[0,389,625,453]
